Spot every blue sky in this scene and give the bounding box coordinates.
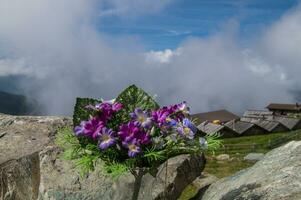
[99,0,299,50]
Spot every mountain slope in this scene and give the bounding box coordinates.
[0,91,40,115]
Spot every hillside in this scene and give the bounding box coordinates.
[0,91,40,115]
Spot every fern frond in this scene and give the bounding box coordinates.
[102,162,129,180]
[143,148,166,164]
[205,132,222,154]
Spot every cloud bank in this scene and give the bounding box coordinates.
[0,0,300,115]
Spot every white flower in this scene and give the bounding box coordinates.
[199,137,208,149]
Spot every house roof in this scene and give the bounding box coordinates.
[268,116,301,130]
[266,103,301,111]
[225,120,255,134]
[241,117,286,132]
[190,109,240,124]
[243,110,273,118]
[243,110,300,130]
[197,122,224,135]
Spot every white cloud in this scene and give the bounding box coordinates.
[0,58,34,76]
[145,49,181,64]
[0,0,300,115]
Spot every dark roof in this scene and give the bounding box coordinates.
[266,103,301,111]
[190,109,240,124]
[240,117,287,132]
[243,110,273,118]
[197,122,225,135]
[225,120,255,134]
[271,116,301,130]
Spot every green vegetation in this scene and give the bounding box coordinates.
[73,97,101,126]
[179,130,301,200]
[204,130,301,178]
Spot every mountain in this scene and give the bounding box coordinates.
[0,91,40,115]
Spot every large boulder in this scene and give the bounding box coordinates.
[0,114,72,200]
[138,154,205,200]
[0,114,205,200]
[201,141,301,200]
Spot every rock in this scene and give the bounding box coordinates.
[201,141,301,200]
[138,154,205,200]
[0,114,72,200]
[215,154,230,161]
[0,152,40,200]
[38,145,115,200]
[0,114,206,200]
[0,114,72,164]
[179,173,218,200]
[243,153,265,162]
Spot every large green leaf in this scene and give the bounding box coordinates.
[116,85,160,121]
[73,97,101,127]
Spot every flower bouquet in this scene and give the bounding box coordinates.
[56,85,220,199]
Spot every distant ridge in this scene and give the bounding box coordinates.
[0,91,41,115]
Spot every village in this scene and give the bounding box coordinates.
[191,103,301,138]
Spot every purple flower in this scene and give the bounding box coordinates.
[82,117,105,140]
[183,118,198,133]
[177,118,198,139]
[177,126,195,140]
[118,122,151,145]
[98,127,116,150]
[124,139,141,157]
[151,107,170,126]
[86,101,123,122]
[74,121,87,136]
[152,103,185,127]
[112,102,123,111]
[118,122,140,142]
[177,101,190,115]
[98,102,114,118]
[130,108,152,129]
[166,117,178,127]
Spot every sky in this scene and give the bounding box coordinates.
[0,0,301,115]
[99,0,299,49]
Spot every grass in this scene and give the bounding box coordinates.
[204,130,301,177]
[178,130,301,200]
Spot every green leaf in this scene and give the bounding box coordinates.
[102,162,129,180]
[74,155,98,177]
[116,85,160,121]
[143,147,166,164]
[73,97,101,127]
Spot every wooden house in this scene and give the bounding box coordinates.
[197,121,237,138]
[266,103,301,115]
[241,117,289,133]
[225,120,266,136]
[190,109,240,125]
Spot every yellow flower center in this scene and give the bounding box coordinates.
[128,144,137,151]
[183,127,191,135]
[102,134,110,141]
[138,116,145,123]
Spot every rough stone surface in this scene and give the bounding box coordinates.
[0,114,71,200]
[215,154,230,161]
[189,173,218,200]
[243,153,265,162]
[0,114,72,164]
[0,114,206,200]
[38,146,115,200]
[0,152,40,200]
[138,154,205,200]
[201,141,301,200]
